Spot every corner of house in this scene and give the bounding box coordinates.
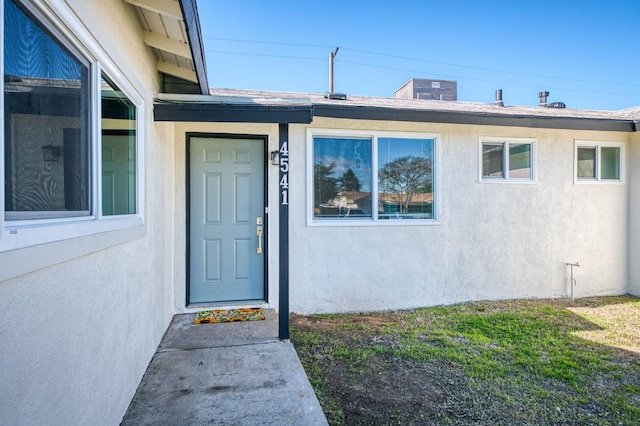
[628,131,640,295]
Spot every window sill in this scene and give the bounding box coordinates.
[479,178,536,184]
[0,219,145,282]
[308,218,440,227]
[574,179,625,186]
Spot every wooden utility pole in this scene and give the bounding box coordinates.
[329,47,339,93]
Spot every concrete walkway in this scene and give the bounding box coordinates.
[122,310,327,425]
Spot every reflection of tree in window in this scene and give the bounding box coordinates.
[314,162,340,207]
[379,155,432,214]
[340,168,361,191]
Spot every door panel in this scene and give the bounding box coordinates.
[189,137,265,303]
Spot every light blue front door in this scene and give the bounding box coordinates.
[189,137,265,304]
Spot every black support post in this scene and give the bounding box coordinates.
[278,123,290,340]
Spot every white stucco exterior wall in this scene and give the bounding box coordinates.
[288,118,629,314]
[629,132,640,295]
[0,1,175,424]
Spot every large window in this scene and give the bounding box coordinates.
[4,0,91,220]
[575,141,624,183]
[310,130,437,224]
[480,138,534,182]
[1,0,142,252]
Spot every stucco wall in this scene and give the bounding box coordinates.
[288,118,629,314]
[629,132,640,295]
[0,1,175,424]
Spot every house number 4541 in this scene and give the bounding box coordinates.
[279,141,289,205]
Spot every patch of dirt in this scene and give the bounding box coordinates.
[322,353,472,425]
[293,314,486,425]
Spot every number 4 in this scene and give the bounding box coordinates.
[280,141,289,157]
[279,174,289,188]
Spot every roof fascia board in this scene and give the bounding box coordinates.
[313,105,636,132]
[153,96,637,131]
[179,0,209,95]
[154,103,313,124]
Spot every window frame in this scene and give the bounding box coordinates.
[574,140,625,185]
[478,137,536,184]
[306,128,439,227]
[0,0,145,253]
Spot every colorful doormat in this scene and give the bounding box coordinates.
[194,307,265,324]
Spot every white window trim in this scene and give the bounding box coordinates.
[0,0,145,256]
[306,128,440,227]
[574,140,625,185]
[478,137,536,184]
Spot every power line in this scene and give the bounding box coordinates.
[337,60,639,97]
[340,47,640,88]
[205,48,639,97]
[205,49,324,62]
[205,37,640,89]
[204,36,333,50]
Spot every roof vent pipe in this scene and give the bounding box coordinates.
[495,89,504,107]
[539,91,549,107]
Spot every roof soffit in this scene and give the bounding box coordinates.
[123,0,208,94]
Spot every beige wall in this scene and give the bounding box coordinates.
[0,1,175,424]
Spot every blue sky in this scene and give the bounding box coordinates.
[198,0,640,111]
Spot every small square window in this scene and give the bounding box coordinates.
[577,147,596,179]
[575,142,623,183]
[601,147,620,180]
[482,144,503,177]
[480,138,534,182]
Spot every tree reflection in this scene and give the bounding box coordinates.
[314,162,340,206]
[378,155,432,213]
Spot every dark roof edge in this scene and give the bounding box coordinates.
[154,102,313,124]
[313,105,637,132]
[153,99,637,132]
[179,0,209,95]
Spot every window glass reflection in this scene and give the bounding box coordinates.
[482,144,503,177]
[313,137,372,219]
[509,143,532,179]
[577,147,596,179]
[4,0,90,219]
[378,138,434,219]
[101,74,136,215]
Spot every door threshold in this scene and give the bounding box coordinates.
[183,300,269,314]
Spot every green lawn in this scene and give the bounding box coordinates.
[291,296,640,425]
